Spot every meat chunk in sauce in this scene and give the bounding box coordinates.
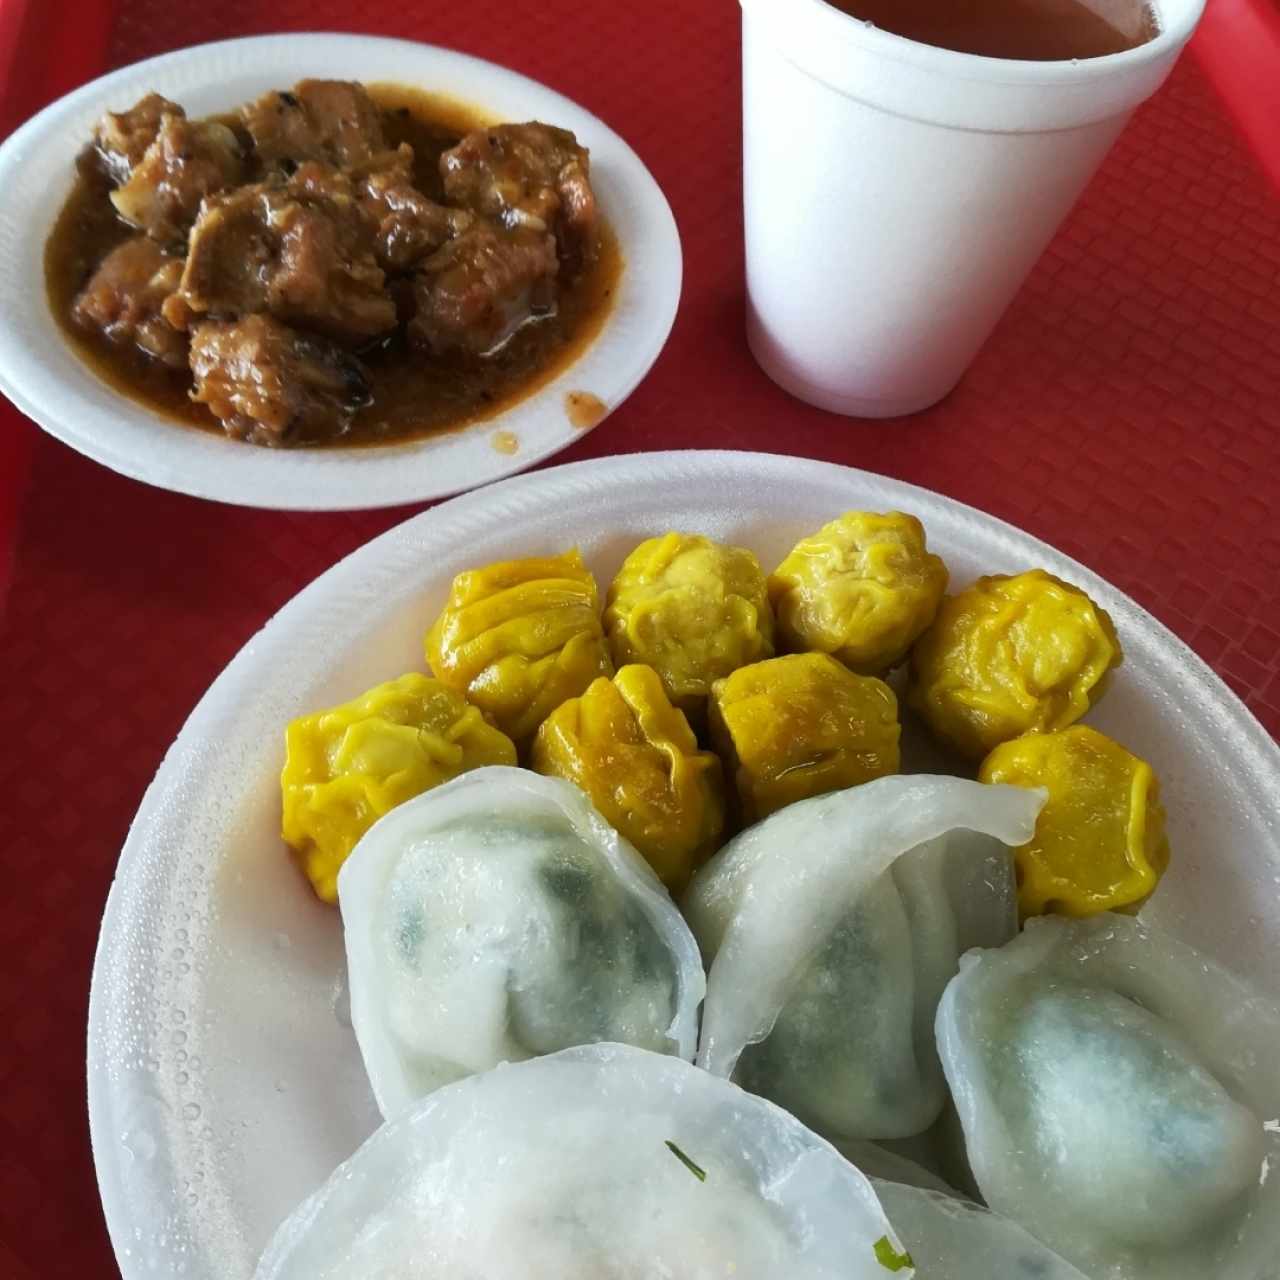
[189,314,371,446]
[93,92,183,183]
[291,143,471,272]
[440,123,596,257]
[165,166,395,345]
[72,236,188,369]
[410,224,559,357]
[361,165,474,271]
[111,112,243,246]
[242,80,387,171]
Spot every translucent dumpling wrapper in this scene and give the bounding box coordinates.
[683,775,1045,1142]
[936,913,1280,1280]
[339,767,705,1118]
[837,1137,963,1195]
[254,1044,913,1280]
[872,1181,1091,1280]
[841,1139,1090,1278]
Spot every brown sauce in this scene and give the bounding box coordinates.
[565,390,607,430]
[824,0,1158,60]
[43,84,623,449]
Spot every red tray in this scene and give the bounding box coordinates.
[1,1,1278,1274]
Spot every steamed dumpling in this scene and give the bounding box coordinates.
[531,664,726,892]
[254,1044,912,1279]
[683,775,1044,1142]
[425,550,612,744]
[280,672,516,902]
[936,914,1279,1280]
[604,532,774,713]
[839,1136,1090,1279]
[979,725,1170,918]
[709,652,900,822]
[768,510,948,674]
[872,1181,1090,1280]
[908,570,1121,760]
[339,767,704,1118]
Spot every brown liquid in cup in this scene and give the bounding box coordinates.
[824,0,1159,60]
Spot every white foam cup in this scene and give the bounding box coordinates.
[741,0,1207,417]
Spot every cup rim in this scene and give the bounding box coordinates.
[739,0,1207,86]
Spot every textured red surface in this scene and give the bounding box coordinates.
[0,0,1278,1275]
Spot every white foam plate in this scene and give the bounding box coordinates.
[88,450,1280,1277]
[0,34,680,510]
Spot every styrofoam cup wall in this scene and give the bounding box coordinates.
[741,0,1206,417]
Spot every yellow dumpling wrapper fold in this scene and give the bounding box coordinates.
[709,652,901,823]
[605,532,774,712]
[768,510,948,675]
[425,550,613,744]
[908,569,1122,760]
[980,725,1169,918]
[531,664,726,892]
[281,672,516,902]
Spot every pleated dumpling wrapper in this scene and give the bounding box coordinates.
[425,550,612,745]
[254,1045,914,1280]
[339,767,704,1118]
[709,652,901,823]
[908,570,1122,761]
[604,531,774,713]
[768,510,948,675]
[979,725,1170,918]
[683,775,1045,1142]
[280,672,516,903]
[531,664,726,893]
[936,913,1280,1280]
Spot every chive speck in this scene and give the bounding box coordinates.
[873,1236,914,1272]
[665,1139,707,1182]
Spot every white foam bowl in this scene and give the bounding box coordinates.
[0,34,681,509]
[88,450,1280,1278]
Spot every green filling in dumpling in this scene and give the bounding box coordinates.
[1000,982,1262,1249]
